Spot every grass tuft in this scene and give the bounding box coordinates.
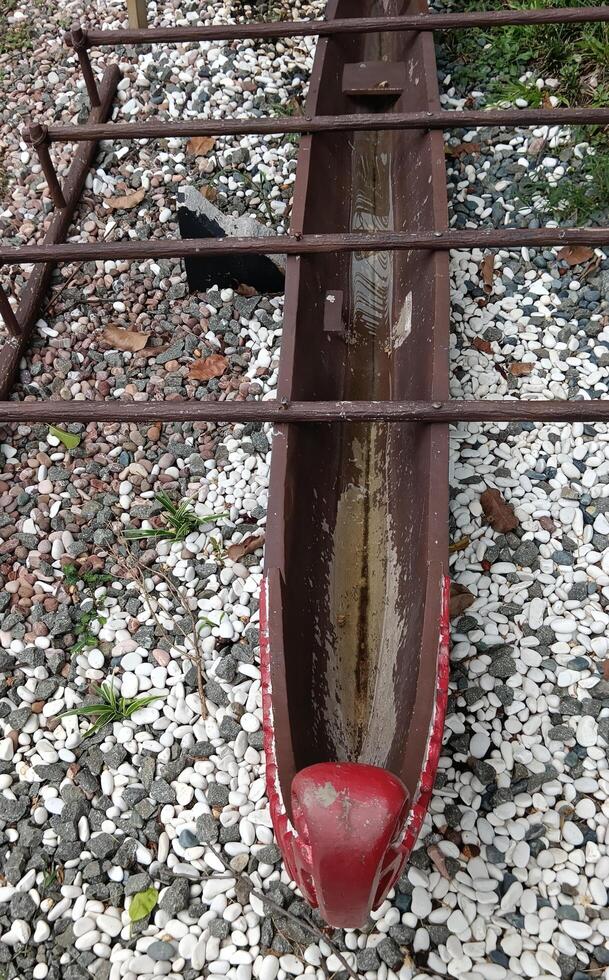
[125,490,227,543]
[60,682,163,738]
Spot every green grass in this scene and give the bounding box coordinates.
[61,682,163,738]
[441,0,609,224]
[0,1,32,54]
[63,562,113,656]
[442,0,609,106]
[125,491,227,543]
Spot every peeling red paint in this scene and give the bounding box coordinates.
[260,573,451,928]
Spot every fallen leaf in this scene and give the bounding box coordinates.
[104,187,146,211]
[603,659,609,681]
[472,337,493,354]
[449,536,470,555]
[227,534,265,561]
[129,888,158,923]
[539,515,557,534]
[480,488,519,533]
[508,362,534,377]
[187,135,216,156]
[201,184,218,203]
[428,843,451,879]
[189,353,229,381]
[450,582,475,619]
[480,254,495,295]
[446,142,481,158]
[102,325,150,353]
[48,426,81,451]
[237,283,259,298]
[557,244,595,267]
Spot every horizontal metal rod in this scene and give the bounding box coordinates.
[78,7,609,46]
[1,400,609,424]
[1,228,608,266]
[39,107,609,143]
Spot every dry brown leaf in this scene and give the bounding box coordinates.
[450,582,475,620]
[189,353,229,381]
[227,534,265,562]
[480,254,495,295]
[449,536,470,555]
[446,142,481,158]
[602,659,609,681]
[557,245,595,267]
[187,136,216,157]
[102,325,150,352]
[104,187,146,211]
[509,362,534,377]
[480,488,519,533]
[237,283,259,298]
[539,515,557,534]
[472,337,493,354]
[428,843,451,880]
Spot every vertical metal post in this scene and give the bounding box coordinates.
[127,0,148,28]
[69,26,100,108]
[25,124,67,210]
[0,282,21,338]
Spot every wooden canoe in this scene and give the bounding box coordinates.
[261,0,450,928]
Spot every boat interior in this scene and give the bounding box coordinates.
[265,0,450,810]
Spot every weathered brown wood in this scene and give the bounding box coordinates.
[0,284,21,339]
[39,106,609,143]
[0,399,608,424]
[1,227,609,266]
[25,125,67,209]
[0,66,121,399]
[79,6,609,46]
[127,0,148,29]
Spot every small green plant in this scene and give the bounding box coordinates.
[71,604,108,656]
[125,490,226,543]
[60,682,163,738]
[63,562,113,589]
[524,147,609,222]
[63,562,113,656]
[129,887,158,923]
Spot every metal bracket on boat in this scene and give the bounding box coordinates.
[342,62,406,100]
[323,290,346,336]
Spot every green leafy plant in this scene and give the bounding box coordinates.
[63,563,113,589]
[49,425,81,451]
[60,682,163,738]
[63,562,113,656]
[125,490,226,543]
[71,604,108,656]
[129,887,158,923]
[524,146,609,222]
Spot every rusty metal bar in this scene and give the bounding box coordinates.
[24,125,67,209]
[1,228,608,267]
[74,7,609,47]
[37,106,609,144]
[0,65,121,399]
[0,284,21,339]
[0,399,609,425]
[68,27,101,108]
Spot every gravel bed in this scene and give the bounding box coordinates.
[1,2,609,980]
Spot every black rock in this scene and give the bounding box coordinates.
[376,937,403,971]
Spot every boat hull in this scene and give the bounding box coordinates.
[263,0,450,927]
